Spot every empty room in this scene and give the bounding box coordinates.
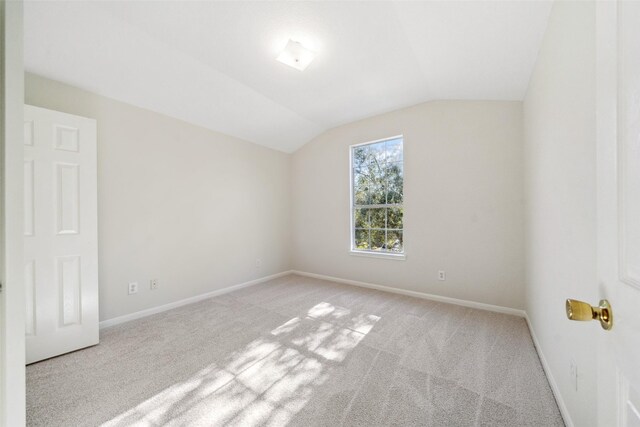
[1,0,639,426]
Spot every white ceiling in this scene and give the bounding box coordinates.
[24,1,553,153]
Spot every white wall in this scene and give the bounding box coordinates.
[291,101,525,310]
[25,73,292,322]
[523,2,597,426]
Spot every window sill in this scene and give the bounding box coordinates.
[349,250,406,261]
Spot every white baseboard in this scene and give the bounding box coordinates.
[291,270,526,317]
[99,270,294,329]
[524,314,574,427]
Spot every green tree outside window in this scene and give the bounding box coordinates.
[351,137,404,253]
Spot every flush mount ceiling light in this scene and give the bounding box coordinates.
[276,39,316,71]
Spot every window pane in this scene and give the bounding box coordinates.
[371,230,385,251]
[353,173,371,205]
[369,157,385,182]
[370,178,386,205]
[369,208,385,229]
[385,139,403,163]
[355,229,370,250]
[387,207,403,230]
[354,208,369,229]
[353,161,369,177]
[353,145,369,170]
[368,143,385,167]
[386,162,403,204]
[386,230,403,252]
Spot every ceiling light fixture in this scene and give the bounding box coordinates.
[276,39,316,71]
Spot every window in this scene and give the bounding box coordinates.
[350,136,404,256]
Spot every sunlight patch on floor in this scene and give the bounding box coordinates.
[103,302,380,426]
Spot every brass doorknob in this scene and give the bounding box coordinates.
[566,299,613,330]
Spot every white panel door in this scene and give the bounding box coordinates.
[596,2,640,426]
[24,105,99,364]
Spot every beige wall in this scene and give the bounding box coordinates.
[523,1,597,426]
[291,101,525,310]
[25,73,292,322]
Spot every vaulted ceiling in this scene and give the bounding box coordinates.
[24,1,553,153]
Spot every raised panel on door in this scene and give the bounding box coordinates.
[23,159,34,236]
[55,163,80,235]
[57,255,82,327]
[53,125,79,152]
[623,381,640,427]
[24,260,36,336]
[23,120,33,146]
[24,104,99,364]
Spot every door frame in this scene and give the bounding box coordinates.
[0,0,25,426]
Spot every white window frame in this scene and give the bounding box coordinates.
[349,135,406,260]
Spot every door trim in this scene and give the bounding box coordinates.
[0,0,26,425]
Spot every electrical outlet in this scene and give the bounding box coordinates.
[256,258,262,269]
[569,359,578,391]
[150,279,158,290]
[438,270,446,281]
[128,282,138,295]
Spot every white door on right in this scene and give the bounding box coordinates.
[596,1,640,426]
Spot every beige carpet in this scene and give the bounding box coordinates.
[27,274,563,426]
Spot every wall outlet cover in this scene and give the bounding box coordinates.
[128,282,138,295]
